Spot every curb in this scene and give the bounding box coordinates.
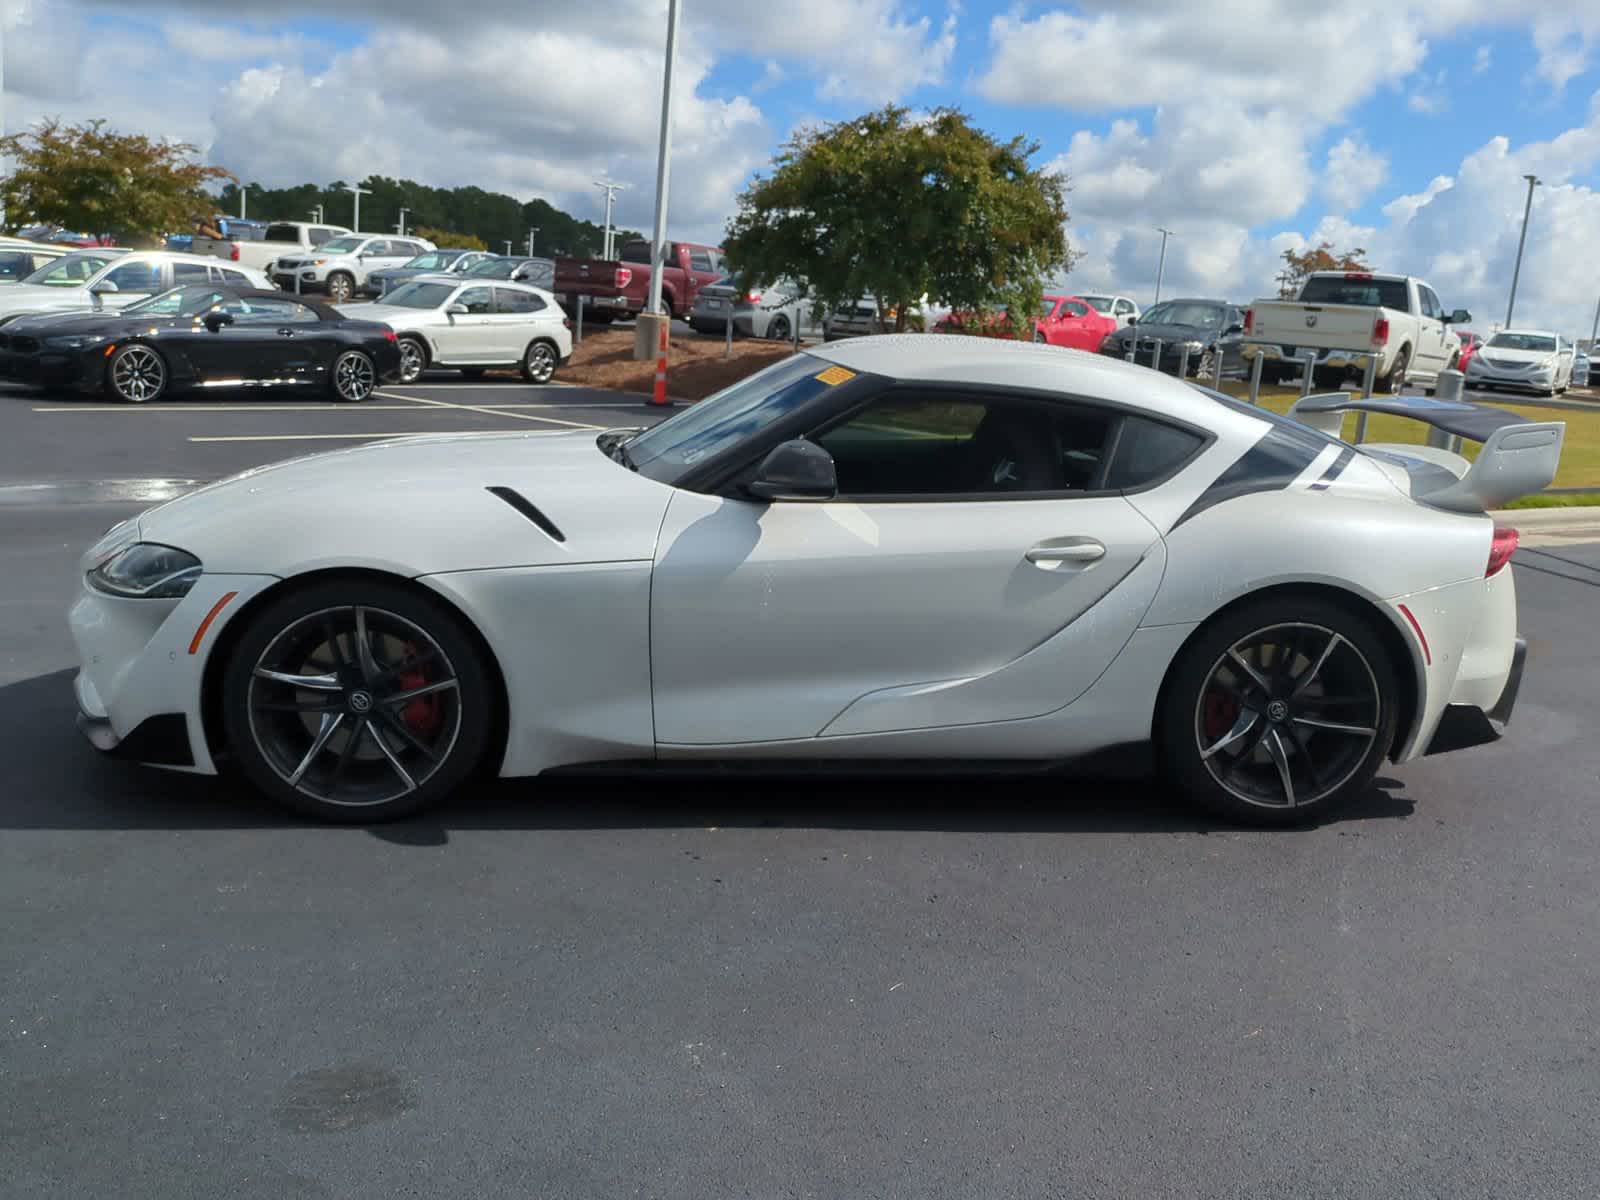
[1490,507,1600,528]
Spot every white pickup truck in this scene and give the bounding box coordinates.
[1241,271,1470,392]
[190,220,352,274]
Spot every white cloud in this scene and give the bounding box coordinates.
[1473,44,1492,72]
[1323,137,1389,211]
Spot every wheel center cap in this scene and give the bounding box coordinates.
[348,690,373,714]
[1266,699,1289,723]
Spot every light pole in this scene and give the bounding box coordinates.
[645,0,681,318]
[593,180,626,259]
[309,205,324,224]
[1589,293,1600,353]
[528,226,539,257]
[396,207,409,237]
[503,240,513,256]
[1153,227,1173,307]
[344,183,372,234]
[239,184,248,220]
[1505,173,1540,328]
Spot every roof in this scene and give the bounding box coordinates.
[805,333,1265,432]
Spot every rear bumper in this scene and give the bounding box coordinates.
[1424,636,1526,755]
[1240,342,1377,372]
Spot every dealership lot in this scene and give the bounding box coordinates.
[5,379,1600,1197]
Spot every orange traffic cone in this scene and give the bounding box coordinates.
[649,320,670,406]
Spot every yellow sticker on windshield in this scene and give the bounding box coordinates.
[814,365,856,386]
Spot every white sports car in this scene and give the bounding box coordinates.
[69,337,1562,825]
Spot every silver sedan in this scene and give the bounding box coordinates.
[688,276,817,341]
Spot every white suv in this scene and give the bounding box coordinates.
[1077,294,1141,328]
[270,235,435,303]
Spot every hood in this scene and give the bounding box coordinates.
[135,429,676,577]
[334,302,423,325]
[0,283,91,317]
[1118,321,1215,342]
[1476,345,1555,366]
[3,309,144,337]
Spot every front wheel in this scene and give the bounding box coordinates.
[396,337,427,384]
[106,343,167,403]
[520,340,558,384]
[1156,596,1400,826]
[330,350,376,403]
[325,273,355,304]
[221,581,496,822]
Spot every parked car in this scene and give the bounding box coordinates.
[0,284,400,403]
[68,337,1555,825]
[1463,329,1575,396]
[167,216,269,255]
[823,294,925,340]
[0,237,71,283]
[553,239,724,321]
[269,234,435,303]
[1035,295,1119,351]
[0,250,269,325]
[1454,330,1484,372]
[1099,298,1248,377]
[932,306,1017,337]
[367,250,497,298]
[341,278,572,384]
[191,219,352,273]
[457,256,555,289]
[689,276,817,340]
[1242,272,1468,392]
[1076,293,1141,328]
[16,225,117,248]
[1574,350,1590,387]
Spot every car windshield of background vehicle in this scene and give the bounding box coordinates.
[1297,276,1409,309]
[625,352,841,483]
[466,259,516,278]
[1080,296,1114,313]
[381,282,457,309]
[620,241,652,264]
[1487,333,1557,352]
[264,224,308,242]
[124,286,230,317]
[318,237,365,255]
[407,253,451,269]
[1140,302,1222,326]
[21,252,114,287]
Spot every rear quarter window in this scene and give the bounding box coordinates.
[1105,415,1207,490]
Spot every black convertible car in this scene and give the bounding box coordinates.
[0,286,402,402]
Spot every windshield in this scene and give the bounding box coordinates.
[1079,295,1115,313]
[1487,333,1557,352]
[1140,301,1223,327]
[319,237,366,255]
[625,353,842,482]
[264,223,309,243]
[21,251,117,286]
[380,281,456,309]
[403,253,457,270]
[1298,276,1409,309]
[466,258,516,279]
[123,286,232,318]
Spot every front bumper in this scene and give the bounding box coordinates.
[0,349,96,390]
[1466,364,1555,391]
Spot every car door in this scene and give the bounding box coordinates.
[175,294,292,382]
[486,287,546,359]
[439,284,499,361]
[649,387,1168,745]
[1414,284,1450,378]
[1056,300,1099,349]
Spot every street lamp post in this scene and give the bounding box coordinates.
[645,0,680,319]
[240,185,248,220]
[528,226,539,257]
[593,180,625,260]
[344,183,372,234]
[1505,173,1540,328]
[309,205,324,224]
[396,207,409,237]
[1153,227,1173,307]
[503,240,513,256]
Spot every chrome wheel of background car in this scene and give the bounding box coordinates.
[327,274,354,303]
[521,342,556,384]
[245,606,463,809]
[769,315,792,342]
[1193,622,1381,811]
[397,338,426,383]
[332,351,376,402]
[107,344,166,403]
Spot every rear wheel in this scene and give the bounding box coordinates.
[1379,346,1410,394]
[222,580,496,823]
[520,340,557,384]
[1156,596,1400,826]
[769,314,792,342]
[1257,362,1285,388]
[330,350,376,402]
[106,343,167,403]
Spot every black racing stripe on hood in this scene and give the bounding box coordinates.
[1307,446,1356,491]
[1172,421,1327,529]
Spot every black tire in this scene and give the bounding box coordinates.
[330,350,376,402]
[1312,366,1346,390]
[105,343,167,403]
[520,340,558,384]
[1379,346,1409,394]
[1155,595,1401,827]
[396,336,428,384]
[1257,363,1285,387]
[221,579,496,823]
[325,272,355,304]
[769,315,792,342]
[1033,329,1048,345]
[458,368,488,381]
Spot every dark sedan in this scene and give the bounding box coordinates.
[1099,298,1247,378]
[0,285,401,403]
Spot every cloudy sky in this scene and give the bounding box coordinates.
[5,0,1600,334]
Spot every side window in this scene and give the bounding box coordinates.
[308,227,336,246]
[457,286,494,314]
[219,268,252,286]
[689,249,714,273]
[1116,300,1135,315]
[494,288,546,314]
[0,251,33,280]
[101,260,164,293]
[174,262,211,284]
[1104,415,1206,490]
[812,392,1116,497]
[1419,286,1442,320]
[1062,301,1089,318]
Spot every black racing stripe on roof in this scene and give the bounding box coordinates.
[1307,446,1355,491]
[1171,421,1326,530]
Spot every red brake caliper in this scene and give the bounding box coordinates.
[1201,687,1240,742]
[395,641,444,738]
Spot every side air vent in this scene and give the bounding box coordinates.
[486,486,565,543]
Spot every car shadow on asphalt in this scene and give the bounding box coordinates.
[2,669,1415,838]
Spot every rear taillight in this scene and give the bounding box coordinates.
[563,317,572,330]
[745,291,762,303]
[614,267,632,289]
[230,244,241,262]
[1343,271,1373,280]
[1243,308,1254,335]
[1487,526,1519,577]
[382,329,397,342]
[1371,315,1389,347]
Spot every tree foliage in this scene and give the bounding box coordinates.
[217,177,639,260]
[1276,241,1371,298]
[413,225,487,252]
[0,119,232,245]
[722,105,1073,335]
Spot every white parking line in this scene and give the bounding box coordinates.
[373,391,605,430]
[187,431,564,443]
[33,401,647,414]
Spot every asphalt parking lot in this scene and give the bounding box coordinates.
[5,374,1600,1198]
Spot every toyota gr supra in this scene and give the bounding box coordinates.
[69,336,1562,825]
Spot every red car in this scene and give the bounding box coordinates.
[1455,330,1483,371]
[1035,294,1118,352]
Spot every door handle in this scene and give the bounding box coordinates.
[276,328,295,337]
[1026,538,1106,566]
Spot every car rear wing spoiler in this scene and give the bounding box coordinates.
[1288,392,1565,513]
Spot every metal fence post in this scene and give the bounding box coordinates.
[1177,344,1191,379]
[724,311,733,357]
[1213,344,1225,389]
[1151,339,1163,372]
[1300,350,1317,398]
[1353,353,1377,444]
[1124,342,1136,364]
[1248,353,1265,405]
[576,295,585,344]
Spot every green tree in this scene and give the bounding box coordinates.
[722,105,1073,335]
[1276,241,1370,298]
[1,118,232,245]
[413,225,487,252]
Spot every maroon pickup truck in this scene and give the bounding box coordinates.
[554,239,726,321]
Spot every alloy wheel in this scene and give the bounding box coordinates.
[245,606,463,808]
[327,274,353,303]
[524,342,556,383]
[397,338,425,383]
[109,345,166,402]
[333,351,375,402]
[1194,622,1381,810]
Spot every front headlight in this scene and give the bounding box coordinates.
[45,333,107,350]
[87,542,202,599]
[1183,339,1205,352]
[310,259,328,267]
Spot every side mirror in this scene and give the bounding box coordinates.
[203,311,234,333]
[445,303,468,317]
[1224,322,1244,335]
[1126,315,1137,325]
[1449,309,1471,324]
[90,279,119,295]
[746,439,837,502]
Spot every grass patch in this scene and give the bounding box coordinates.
[1502,492,1600,509]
